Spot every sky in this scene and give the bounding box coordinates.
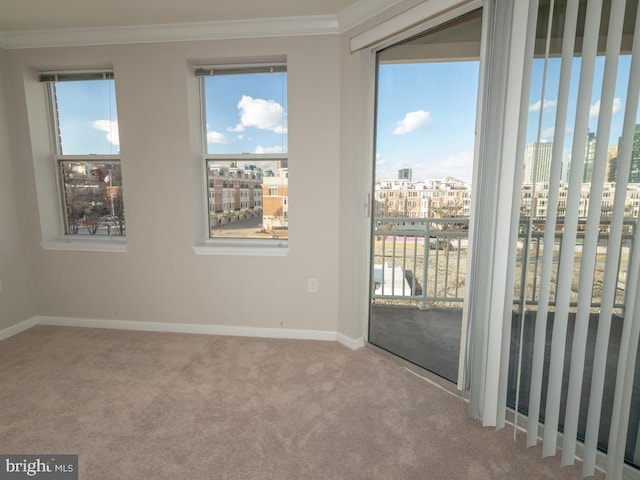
[527,55,634,153]
[375,61,480,183]
[55,53,637,185]
[55,72,289,158]
[56,80,119,155]
[375,53,637,185]
[203,72,288,155]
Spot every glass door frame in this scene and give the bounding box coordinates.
[365,1,485,391]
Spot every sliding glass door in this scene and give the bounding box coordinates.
[369,10,482,383]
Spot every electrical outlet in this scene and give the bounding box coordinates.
[307,278,318,293]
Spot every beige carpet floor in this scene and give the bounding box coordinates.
[0,325,603,479]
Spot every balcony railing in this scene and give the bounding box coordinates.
[372,216,636,312]
[372,217,468,310]
[515,218,636,312]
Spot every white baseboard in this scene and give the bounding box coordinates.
[0,317,38,342]
[0,316,364,350]
[337,332,365,350]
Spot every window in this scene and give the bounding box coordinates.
[196,64,288,243]
[41,71,125,237]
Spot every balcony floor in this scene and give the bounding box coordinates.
[369,304,462,383]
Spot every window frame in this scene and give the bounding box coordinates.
[195,63,289,252]
[41,70,126,242]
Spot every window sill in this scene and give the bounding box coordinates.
[40,238,127,253]
[193,241,288,257]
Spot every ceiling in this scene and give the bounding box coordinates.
[0,0,368,32]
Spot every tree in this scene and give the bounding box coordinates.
[429,195,468,231]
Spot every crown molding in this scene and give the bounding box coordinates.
[0,0,405,49]
[337,0,404,32]
[0,15,340,49]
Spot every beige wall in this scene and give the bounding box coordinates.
[5,35,344,333]
[336,41,372,341]
[1,0,433,339]
[0,47,37,329]
[335,0,442,341]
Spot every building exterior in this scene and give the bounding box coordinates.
[523,142,553,184]
[375,170,640,223]
[606,144,618,182]
[519,181,640,219]
[207,163,263,227]
[582,132,597,183]
[626,124,640,183]
[374,176,471,219]
[398,168,412,181]
[262,167,289,233]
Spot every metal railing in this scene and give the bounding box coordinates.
[372,217,469,310]
[372,216,636,312]
[515,217,636,312]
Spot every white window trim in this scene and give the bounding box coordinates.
[41,238,127,253]
[39,70,127,253]
[193,241,288,257]
[194,66,289,255]
[48,155,125,249]
[195,153,289,256]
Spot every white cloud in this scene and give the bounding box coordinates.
[440,151,474,179]
[92,120,119,146]
[590,98,622,117]
[529,99,557,112]
[540,126,573,142]
[541,127,556,140]
[399,152,475,183]
[207,130,228,144]
[232,95,287,134]
[254,145,285,154]
[613,98,622,115]
[392,110,432,135]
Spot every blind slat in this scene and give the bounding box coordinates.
[510,0,540,442]
[526,0,581,448]
[607,237,640,478]
[605,3,640,475]
[561,0,623,467]
[542,0,603,458]
[576,2,637,476]
[493,0,536,429]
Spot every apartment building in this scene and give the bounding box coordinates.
[262,167,289,233]
[375,174,471,219]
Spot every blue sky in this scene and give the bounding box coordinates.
[56,80,119,155]
[203,72,288,155]
[374,54,636,185]
[527,55,634,151]
[56,55,637,183]
[55,73,288,158]
[375,61,480,183]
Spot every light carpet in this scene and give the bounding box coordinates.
[0,326,603,479]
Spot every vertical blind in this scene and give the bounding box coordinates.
[468,0,640,478]
[514,0,640,477]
